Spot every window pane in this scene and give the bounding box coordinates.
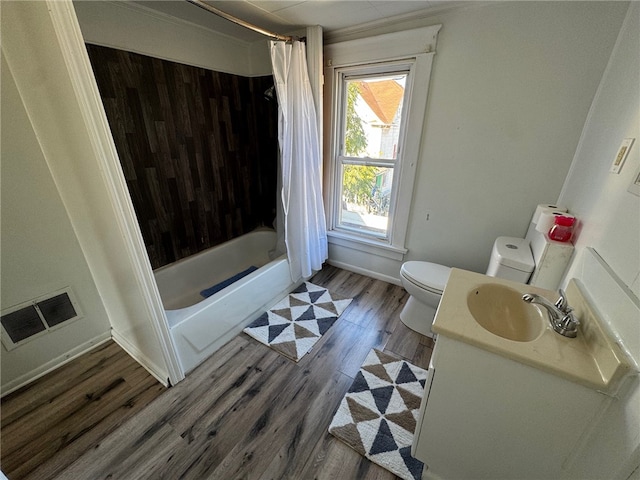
[340,165,393,236]
[343,74,406,159]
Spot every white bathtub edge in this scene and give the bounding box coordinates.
[172,258,299,374]
[165,254,287,329]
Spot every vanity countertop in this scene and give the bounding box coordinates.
[432,268,635,394]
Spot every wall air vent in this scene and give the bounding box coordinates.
[1,288,83,351]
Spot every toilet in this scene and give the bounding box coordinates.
[399,236,535,337]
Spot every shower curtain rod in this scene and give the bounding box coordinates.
[185,0,299,42]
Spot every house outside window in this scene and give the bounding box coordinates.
[323,26,441,265]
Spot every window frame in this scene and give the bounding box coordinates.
[324,26,441,261]
[334,64,413,242]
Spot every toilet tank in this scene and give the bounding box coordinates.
[486,236,535,283]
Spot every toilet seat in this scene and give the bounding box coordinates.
[400,261,451,295]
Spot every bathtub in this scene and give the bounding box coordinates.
[153,228,297,374]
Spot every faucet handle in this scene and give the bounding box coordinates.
[555,288,569,312]
[559,312,580,337]
[561,312,580,328]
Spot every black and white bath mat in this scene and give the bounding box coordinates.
[328,349,428,480]
[243,282,352,362]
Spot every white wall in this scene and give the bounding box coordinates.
[326,1,629,280]
[249,38,274,76]
[559,4,640,298]
[1,55,111,393]
[2,1,181,387]
[73,0,272,76]
[558,4,639,478]
[1,0,300,388]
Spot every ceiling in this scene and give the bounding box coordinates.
[133,1,461,43]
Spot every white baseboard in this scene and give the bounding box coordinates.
[326,259,403,286]
[1,332,111,397]
[111,329,171,387]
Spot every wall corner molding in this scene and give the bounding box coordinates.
[46,0,184,384]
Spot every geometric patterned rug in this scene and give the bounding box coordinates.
[242,282,352,362]
[328,349,428,480]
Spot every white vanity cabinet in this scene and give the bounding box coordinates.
[410,268,635,480]
[412,336,610,480]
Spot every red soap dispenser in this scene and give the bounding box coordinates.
[548,215,575,242]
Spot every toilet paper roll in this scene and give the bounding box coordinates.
[536,211,575,234]
[531,204,568,224]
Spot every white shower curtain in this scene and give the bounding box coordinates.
[270,40,328,281]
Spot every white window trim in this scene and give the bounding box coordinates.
[323,26,441,260]
[328,229,408,261]
[334,62,411,244]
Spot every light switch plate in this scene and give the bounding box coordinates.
[628,166,640,196]
[610,137,634,174]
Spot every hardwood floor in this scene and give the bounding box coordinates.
[1,341,166,479]
[1,265,434,479]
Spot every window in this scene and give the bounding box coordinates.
[324,26,441,262]
[336,67,410,240]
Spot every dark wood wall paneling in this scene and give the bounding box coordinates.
[86,44,278,269]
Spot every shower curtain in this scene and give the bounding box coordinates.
[270,40,328,281]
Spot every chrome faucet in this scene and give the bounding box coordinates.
[522,288,580,338]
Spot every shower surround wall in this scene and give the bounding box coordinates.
[86,44,278,269]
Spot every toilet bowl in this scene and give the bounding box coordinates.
[399,261,451,336]
[400,236,534,337]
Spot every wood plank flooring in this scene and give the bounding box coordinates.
[1,265,434,479]
[1,341,167,479]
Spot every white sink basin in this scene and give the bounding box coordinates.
[467,283,545,342]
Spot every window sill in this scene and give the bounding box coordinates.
[327,230,407,261]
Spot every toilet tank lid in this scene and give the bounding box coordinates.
[492,236,535,272]
[401,261,452,291]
